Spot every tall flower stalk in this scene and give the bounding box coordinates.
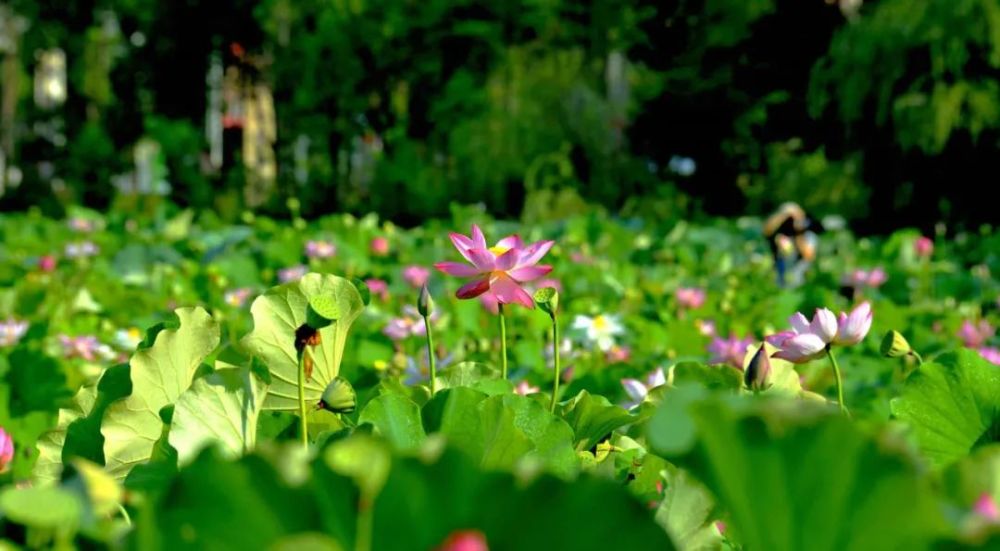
[498,303,508,379]
[418,284,438,392]
[534,287,561,412]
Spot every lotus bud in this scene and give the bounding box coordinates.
[744,345,772,391]
[880,330,912,358]
[533,287,559,319]
[417,284,434,317]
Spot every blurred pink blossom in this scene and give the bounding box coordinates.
[278,265,308,283]
[914,236,934,258]
[402,265,431,289]
[979,347,1000,366]
[365,278,390,301]
[370,236,390,256]
[958,320,995,348]
[676,287,706,309]
[514,380,540,396]
[708,333,755,369]
[305,240,336,259]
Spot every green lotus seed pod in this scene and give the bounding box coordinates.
[880,330,912,358]
[533,287,559,318]
[306,295,340,329]
[417,284,434,317]
[320,377,357,414]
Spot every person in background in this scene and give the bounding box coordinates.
[763,202,822,287]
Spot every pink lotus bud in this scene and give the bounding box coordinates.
[38,255,57,272]
[370,237,390,256]
[914,236,933,258]
[0,428,13,473]
[436,530,489,551]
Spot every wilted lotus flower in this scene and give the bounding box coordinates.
[304,240,336,259]
[676,287,706,309]
[402,265,431,289]
[434,225,553,309]
[0,427,13,473]
[980,347,1000,366]
[435,530,489,551]
[621,368,667,409]
[278,265,308,283]
[958,320,995,348]
[914,236,934,258]
[365,278,390,301]
[514,380,540,396]
[370,236,390,256]
[59,335,115,361]
[0,318,29,347]
[65,241,99,259]
[974,493,1000,522]
[38,255,57,272]
[113,327,143,351]
[572,314,624,352]
[708,333,755,369]
[224,287,254,307]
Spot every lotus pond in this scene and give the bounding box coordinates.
[1,207,999,550]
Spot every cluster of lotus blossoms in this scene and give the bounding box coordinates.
[767,302,873,363]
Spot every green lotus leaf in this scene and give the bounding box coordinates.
[101,307,220,480]
[243,273,365,411]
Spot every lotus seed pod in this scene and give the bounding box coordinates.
[880,330,912,358]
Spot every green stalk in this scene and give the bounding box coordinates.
[297,349,309,450]
[910,350,924,366]
[498,303,508,380]
[423,314,437,393]
[356,498,373,551]
[549,316,561,413]
[826,346,848,415]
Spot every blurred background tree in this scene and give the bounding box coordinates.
[0,0,996,232]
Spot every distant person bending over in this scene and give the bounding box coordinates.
[763,202,822,287]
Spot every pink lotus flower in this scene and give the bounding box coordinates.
[958,320,995,348]
[980,347,1000,366]
[38,255,57,272]
[435,530,489,551]
[696,319,717,337]
[676,287,706,309]
[434,225,553,309]
[771,303,872,362]
[974,493,1000,522]
[59,335,114,362]
[0,318,29,347]
[224,287,254,307]
[370,236,390,256]
[278,265,308,283]
[305,240,336,259]
[708,333,755,369]
[402,265,431,289]
[0,428,12,473]
[365,278,390,301]
[914,236,934,258]
[622,368,667,409]
[827,304,874,345]
[514,380,540,396]
[383,306,435,341]
[844,268,887,289]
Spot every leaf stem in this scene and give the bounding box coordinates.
[297,348,309,450]
[498,303,508,380]
[356,498,373,551]
[423,314,437,393]
[550,315,561,413]
[826,346,848,415]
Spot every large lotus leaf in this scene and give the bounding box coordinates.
[0,485,81,533]
[423,391,577,478]
[242,273,365,411]
[34,363,132,484]
[372,446,675,551]
[557,390,635,451]
[169,363,269,465]
[101,308,220,480]
[648,387,946,551]
[655,464,725,551]
[358,393,427,452]
[890,349,1000,468]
